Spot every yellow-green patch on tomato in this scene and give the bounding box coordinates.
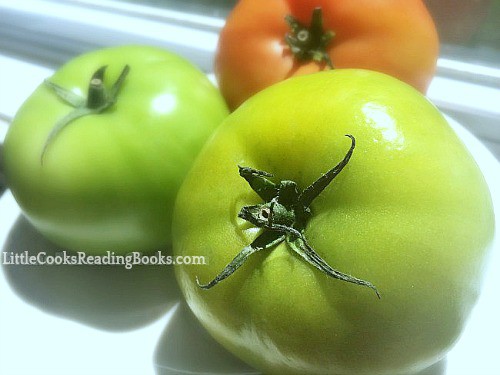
[173,69,494,375]
[3,45,229,254]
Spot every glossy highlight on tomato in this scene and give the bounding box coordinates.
[173,69,494,375]
[3,45,229,254]
[215,0,439,110]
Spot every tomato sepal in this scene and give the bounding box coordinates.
[196,134,380,297]
[285,7,334,68]
[41,64,130,163]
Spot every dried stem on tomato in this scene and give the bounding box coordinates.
[197,135,380,298]
[285,7,335,68]
[41,65,130,163]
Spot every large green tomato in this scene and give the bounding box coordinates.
[173,70,494,374]
[3,45,228,254]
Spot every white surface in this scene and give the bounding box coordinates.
[0,117,499,375]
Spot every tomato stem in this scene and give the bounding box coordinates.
[86,65,108,109]
[197,135,380,298]
[285,7,335,68]
[40,65,130,164]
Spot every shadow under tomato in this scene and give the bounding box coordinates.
[152,301,446,375]
[2,214,182,332]
[418,360,446,375]
[154,301,260,375]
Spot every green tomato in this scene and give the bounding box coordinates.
[173,70,494,375]
[3,45,229,254]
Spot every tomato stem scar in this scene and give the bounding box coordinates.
[40,64,130,164]
[285,7,335,68]
[196,135,380,298]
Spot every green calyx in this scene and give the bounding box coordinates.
[40,65,130,164]
[197,135,380,298]
[285,7,335,68]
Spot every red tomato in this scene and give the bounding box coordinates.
[215,0,439,110]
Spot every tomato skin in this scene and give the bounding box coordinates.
[173,70,494,374]
[215,0,439,110]
[3,45,229,254]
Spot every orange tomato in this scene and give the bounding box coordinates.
[215,0,439,110]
